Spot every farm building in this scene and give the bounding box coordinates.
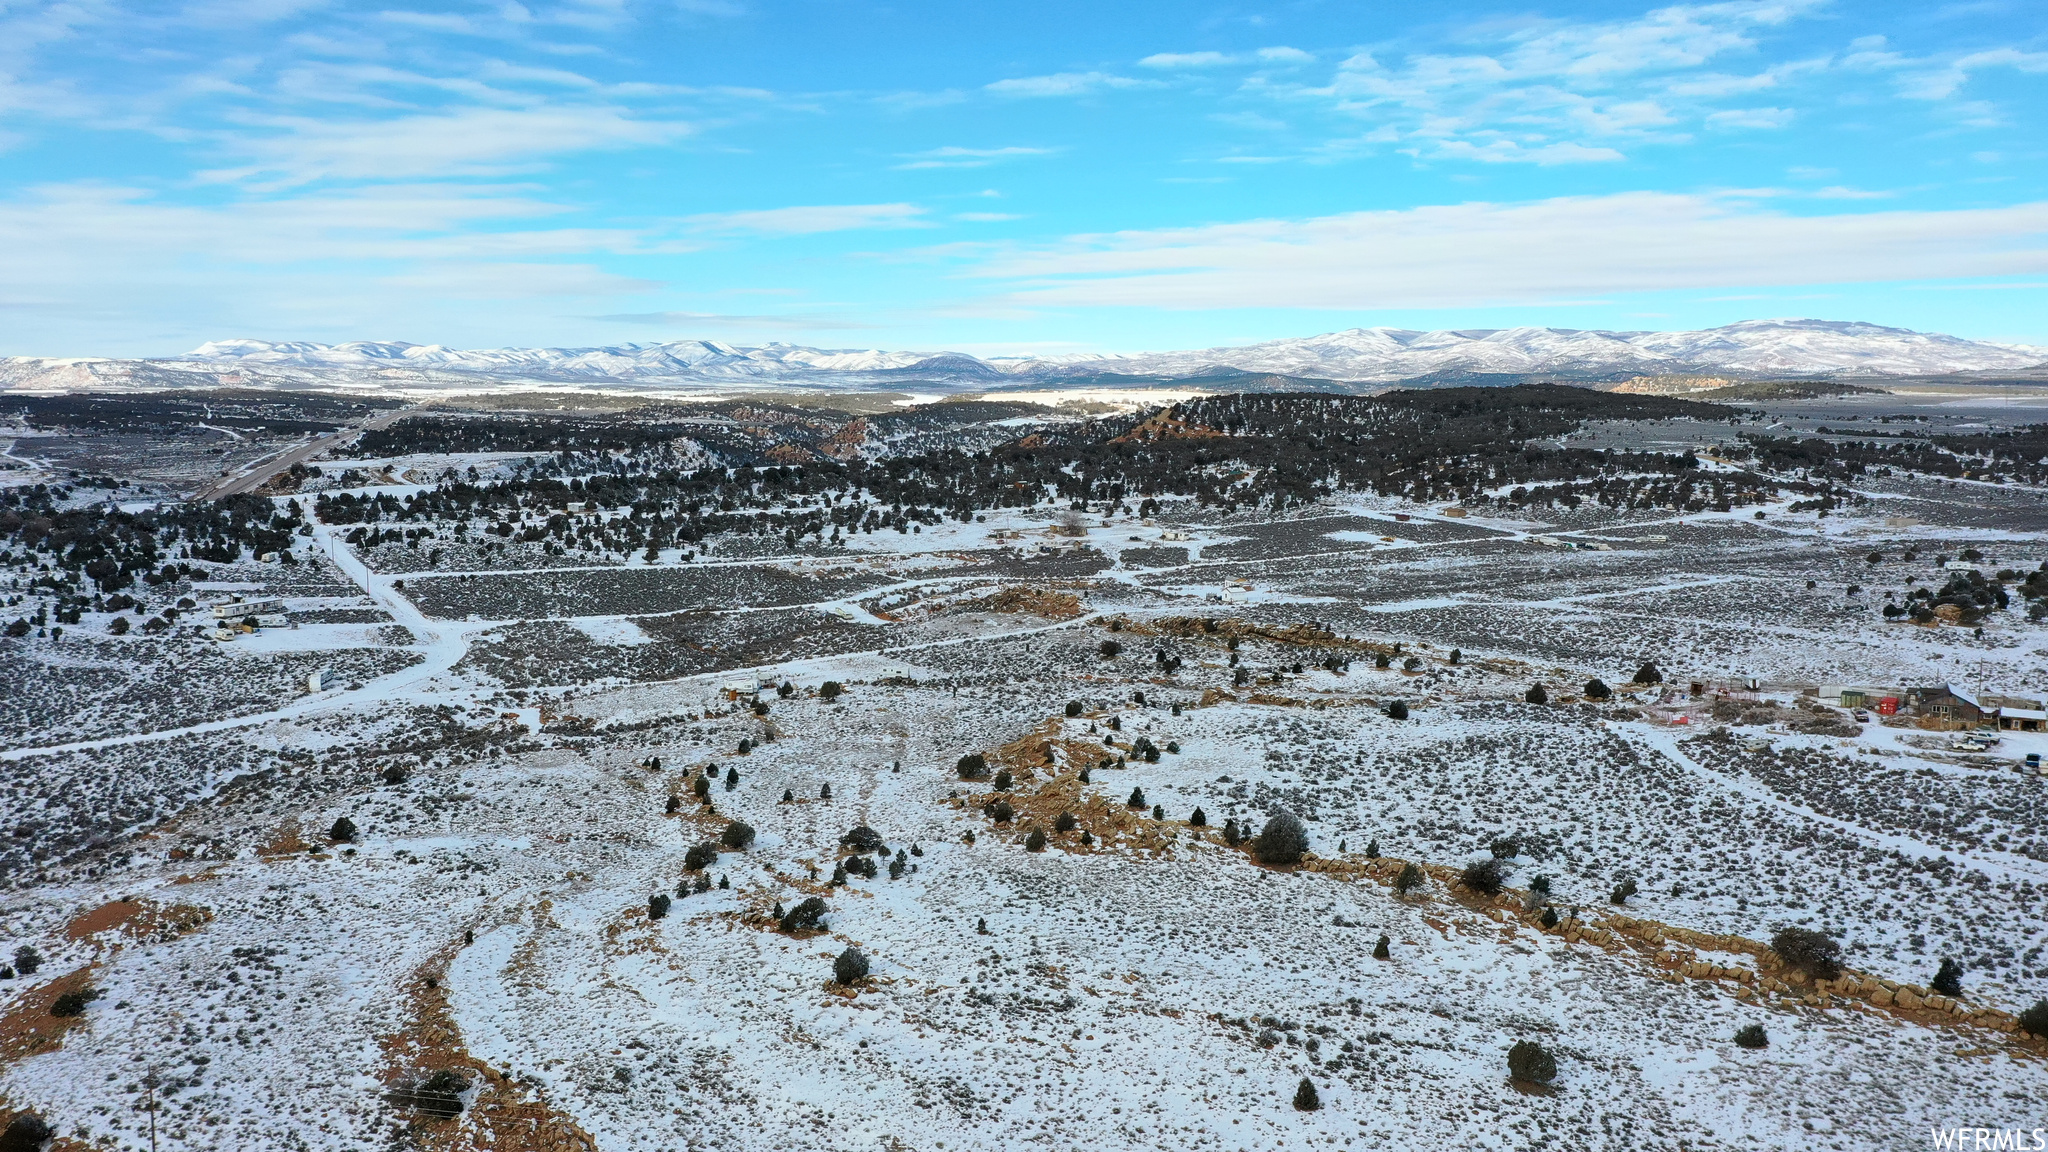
[1905,684,1994,729]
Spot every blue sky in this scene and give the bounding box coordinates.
[2,0,2046,357]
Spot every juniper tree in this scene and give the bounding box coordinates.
[1584,678,1611,700]
[1365,838,1379,858]
[1055,812,1078,833]
[780,896,827,934]
[890,853,908,879]
[956,753,989,779]
[1770,926,1843,980]
[1026,829,1048,852]
[725,766,740,791]
[841,825,886,854]
[2,1114,52,1152]
[718,874,729,889]
[1386,700,1409,720]
[989,800,1014,823]
[1189,807,1207,827]
[1461,858,1506,895]
[1079,830,1094,846]
[685,842,719,871]
[1540,907,1560,929]
[1931,958,1964,997]
[1394,863,1424,895]
[1373,934,1390,960]
[1065,701,1083,717]
[1223,818,1242,846]
[648,894,671,920]
[665,795,682,814]
[1507,1040,1556,1084]
[1609,878,1638,905]
[1633,661,1662,685]
[820,783,832,800]
[49,988,98,1017]
[2018,1000,2048,1037]
[720,820,756,850]
[1253,811,1308,865]
[1128,786,1146,808]
[782,789,794,802]
[834,947,870,986]
[1734,1024,1768,1049]
[693,775,712,800]
[1152,804,1164,820]
[994,768,1013,791]
[819,681,842,701]
[1292,1078,1320,1111]
[1526,683,1548,704]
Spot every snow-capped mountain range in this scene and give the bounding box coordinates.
[4,319,2043,394]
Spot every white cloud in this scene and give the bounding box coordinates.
[1282,2,1842,165]
[1705,105,1794,129]
[1421,139,1625,165]
[1812,185,1894,200]
[383,261,658,297]
[206,105,692,184]
[1139,47,1314,69]
[684,203,928,236]
[967,192,2048,310]
[1140,51,1231,69]
[893,145,1055,170]
[0,180,675,352]
[984,72,1147,97]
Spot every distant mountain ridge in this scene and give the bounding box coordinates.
[5,319,2043,395]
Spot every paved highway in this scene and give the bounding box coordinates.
[188,405,414,502]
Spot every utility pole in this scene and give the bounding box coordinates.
[143,1065,160,1152]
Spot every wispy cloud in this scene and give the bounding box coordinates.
[1140,51,1233,69]
[385,261,658,297]
[966,192,2048,310]
[1264,1,1838,165]
[893,145,1056,170]
[984,72,1149,98]
[1139,46,1312,69]
[684,203,929,236]
[205,105,692,185]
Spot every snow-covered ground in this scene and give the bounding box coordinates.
[5,451,2048,1151]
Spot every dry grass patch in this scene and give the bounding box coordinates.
[380,938,597,1152]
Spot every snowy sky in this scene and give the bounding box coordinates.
[3,0,2046,356]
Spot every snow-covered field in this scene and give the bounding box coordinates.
[6,422,2048,1151]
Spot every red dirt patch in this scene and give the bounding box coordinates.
[64,899,212,945]
[0,966,98,1068]
[380,942,596,1152]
